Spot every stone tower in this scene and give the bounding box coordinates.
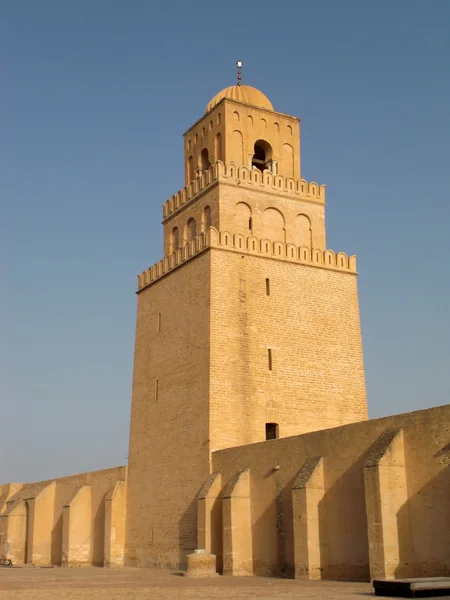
[124,83,368,568]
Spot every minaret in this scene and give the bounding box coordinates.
[125,73,367,568]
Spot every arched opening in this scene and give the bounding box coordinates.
[252,139,273,172]
[200,148,209,171]
[24,501,30,564]
[170,227,179,253]
[184,218,197,243]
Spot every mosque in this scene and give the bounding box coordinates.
[1,69,449,581]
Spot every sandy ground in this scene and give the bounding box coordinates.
[0,566,382,600]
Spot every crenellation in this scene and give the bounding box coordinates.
[137,228,356,292]
[162,161,325,221]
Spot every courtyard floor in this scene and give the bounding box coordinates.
[0,566,393,600]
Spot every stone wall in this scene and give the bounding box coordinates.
[209,245,367,452]
[0,466,126,566]
[125,251,212,569]
[206,405,450,581]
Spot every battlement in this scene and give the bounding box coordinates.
[162,161,325,221]
[137,228,356,292]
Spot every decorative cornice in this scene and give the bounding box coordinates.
[162,161,325,222]
[137,228,357,292]
[184,97,299,136]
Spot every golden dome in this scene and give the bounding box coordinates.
[206,85,274,113]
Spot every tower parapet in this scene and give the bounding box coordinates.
[137,227,356,292]
[163,161,325,221]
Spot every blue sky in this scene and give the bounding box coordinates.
[3,0,450,483]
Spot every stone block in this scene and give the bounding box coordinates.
[186,549,217,577]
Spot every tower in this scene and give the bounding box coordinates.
[125,80,368,568]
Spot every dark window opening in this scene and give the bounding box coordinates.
[200,148,210,171]
[268,348,273,370]
[252,140,273,172]
[249,216,252,231]
[266,423,279,440]
[266,278,270,296]
[155,379,159,402]
[158,313,161,332]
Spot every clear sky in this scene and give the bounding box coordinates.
[3,0,450,483]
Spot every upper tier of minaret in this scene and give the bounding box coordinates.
[157,79,327,261]
[183,82,301,185]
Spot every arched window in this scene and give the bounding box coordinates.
[170,227,179,253]
[202,206,211,232]
[184,218,197,243]
[252,139,273,172]
[200,148,209,171]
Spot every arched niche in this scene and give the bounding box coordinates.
[282,143,294,178]
[184,218,197,243]
[214,133,223,161]
[263,207,285,243]
[232,130,244,164]
[170,227,180,253]
[295,214,312,247]
[188,156,194,183]
[202,206,211,232]
[234,202,252,234]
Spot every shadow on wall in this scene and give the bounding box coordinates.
[397,465,450,579]
[250,453,370,580]
[51,514,63,565]
[251,467,297,577]
[178,493,199,570]
[318,455,370,582]
[92,492,106,566]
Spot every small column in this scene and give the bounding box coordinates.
[364,429,412,580]
[104,480,127,567]
[222,469,252,576]
[62,485,91,566]
[292,457,325,580]
[197,472,222,571]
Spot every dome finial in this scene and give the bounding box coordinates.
[236,60,243,86]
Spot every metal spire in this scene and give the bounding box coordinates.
[236,60,243,86]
